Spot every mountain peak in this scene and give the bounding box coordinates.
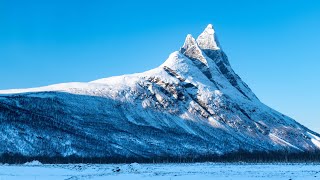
[180,34,208,65]
[197,24,220,50]
[206,24,214,30]
[182,34,197,49]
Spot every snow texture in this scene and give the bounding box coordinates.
[0,163,320,180]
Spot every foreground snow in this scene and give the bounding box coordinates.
[0,163,319,180]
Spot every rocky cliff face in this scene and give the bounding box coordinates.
[0,24,319,159]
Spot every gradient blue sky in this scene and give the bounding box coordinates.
[1,0,320,132]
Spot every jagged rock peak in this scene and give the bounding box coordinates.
[197,24,221,50]
[180,34,208,65]
[181,34,197,51]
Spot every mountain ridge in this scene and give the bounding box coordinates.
[0,24,319,161]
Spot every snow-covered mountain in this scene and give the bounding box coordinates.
[0,24,319,159]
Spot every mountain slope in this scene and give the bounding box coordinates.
[0,24,319,159]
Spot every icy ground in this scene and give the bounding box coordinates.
[0,162,319,180]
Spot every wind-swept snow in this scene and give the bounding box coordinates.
[0,163,320,180]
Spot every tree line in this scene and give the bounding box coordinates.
[1,150,320,164]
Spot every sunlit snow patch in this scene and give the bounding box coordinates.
[307,132,320,149]
[269,134,302,151]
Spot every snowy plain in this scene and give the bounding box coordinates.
[0,162,320,180]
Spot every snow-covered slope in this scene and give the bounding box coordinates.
[0,24,319,159]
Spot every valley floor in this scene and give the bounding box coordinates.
[0,162,320,180]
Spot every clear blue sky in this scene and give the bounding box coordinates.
[1,0,320,132]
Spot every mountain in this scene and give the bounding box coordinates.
[0,24,319,161]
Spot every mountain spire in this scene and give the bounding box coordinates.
[180,34,208,65]
[181,34,197,51]
[196,24,221,50]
